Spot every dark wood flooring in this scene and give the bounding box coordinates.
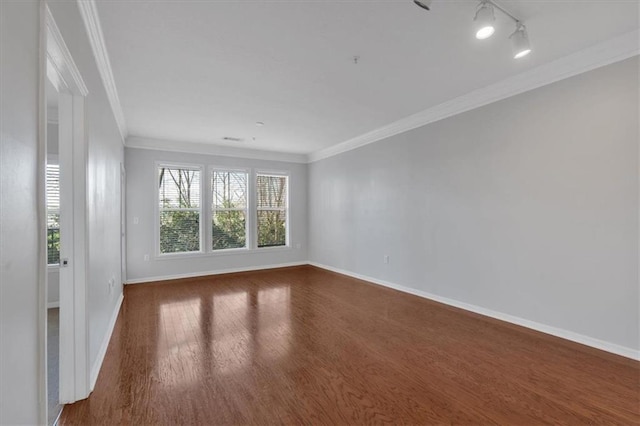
[59,265,639,425]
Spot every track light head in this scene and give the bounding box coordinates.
[510,23,531,59]
[474,1,495,39]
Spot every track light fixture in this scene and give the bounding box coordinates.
[510,22,531,59]
[473,1,495,40]
[413,0,532,60]
[473,0,532,59]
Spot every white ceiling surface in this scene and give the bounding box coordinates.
[96,0,639,155]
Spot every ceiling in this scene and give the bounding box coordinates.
[96,0,639,155]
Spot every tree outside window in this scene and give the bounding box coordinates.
[212,170,248,250]
[158,166,201,254]
[257,174,288,248]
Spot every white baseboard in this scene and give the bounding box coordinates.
[308,262,640,361]
[47,301,60,309]
[90,292,124,391]
[125,261,308,285]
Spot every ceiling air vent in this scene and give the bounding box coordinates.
[223,136,244,143]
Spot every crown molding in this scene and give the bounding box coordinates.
[308,29,640,163]
[126,136,309,164]
[46,5,88,97]
[77,0,127,142]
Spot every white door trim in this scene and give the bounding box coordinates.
[41,3,90,422]
[121,163,126,285]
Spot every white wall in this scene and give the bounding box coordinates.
[48,269,60,308]
[48,0,125,385]
[125,147,308,282]
[0,2,125,420]
[0,1,42,423]
[47,122,58,155]
[309,57,639,353]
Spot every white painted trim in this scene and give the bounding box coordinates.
[90,292,124,391]
[38,3,49,424]
[155,161,205,258]
[44,3,91,406]
[308,30,640,163]
[308,262,640,361]
[47,302,60,309]
[76,0,127,142]
[45,6,88,97]
[255,171,290,250]
[126,136,308,164]
[209,166,251,252]
[125,261,307,284]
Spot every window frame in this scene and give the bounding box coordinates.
[209,166,251,253]
[155,162,205,258]
[255,170,290,250]
[153,163,292,259]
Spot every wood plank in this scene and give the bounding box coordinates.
[59,266,640,425]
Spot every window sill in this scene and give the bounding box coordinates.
[48,264,60,270]
[155,246,291,260]
[255,245,291,253]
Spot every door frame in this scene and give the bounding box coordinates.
[121,163,126,285]
[39,2,90,422]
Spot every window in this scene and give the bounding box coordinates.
[46,163,60,265]
[211,170,248,250]
[158,166,201,254]
[256,174,288,248]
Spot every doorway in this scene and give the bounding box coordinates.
[45,78,62,425]
[41,4,90,424]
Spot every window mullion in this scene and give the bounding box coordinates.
[249,169,257,249]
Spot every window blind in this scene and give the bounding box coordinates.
[256,174,288,248]
[212,170,248,250]
[46,163,60,264]
[158,166,201,254]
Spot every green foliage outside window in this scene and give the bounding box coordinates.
[158,167,288,253]
[212,208,246,250]
[258,211,286,247]
[212,171,247,250]
[257,175,287,247]
[160,210,200,253]
[159,167,201,253]
[48,226,60,265]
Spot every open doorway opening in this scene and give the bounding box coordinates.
[41,5,90,423]
[45,78,62,425]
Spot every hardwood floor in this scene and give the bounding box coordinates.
[60,265,639,425]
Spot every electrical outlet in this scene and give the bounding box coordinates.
[144,254,149,261]
[133,216,139,224]
[383,255,389,264]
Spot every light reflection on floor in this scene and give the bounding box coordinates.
[156,285,292,385]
